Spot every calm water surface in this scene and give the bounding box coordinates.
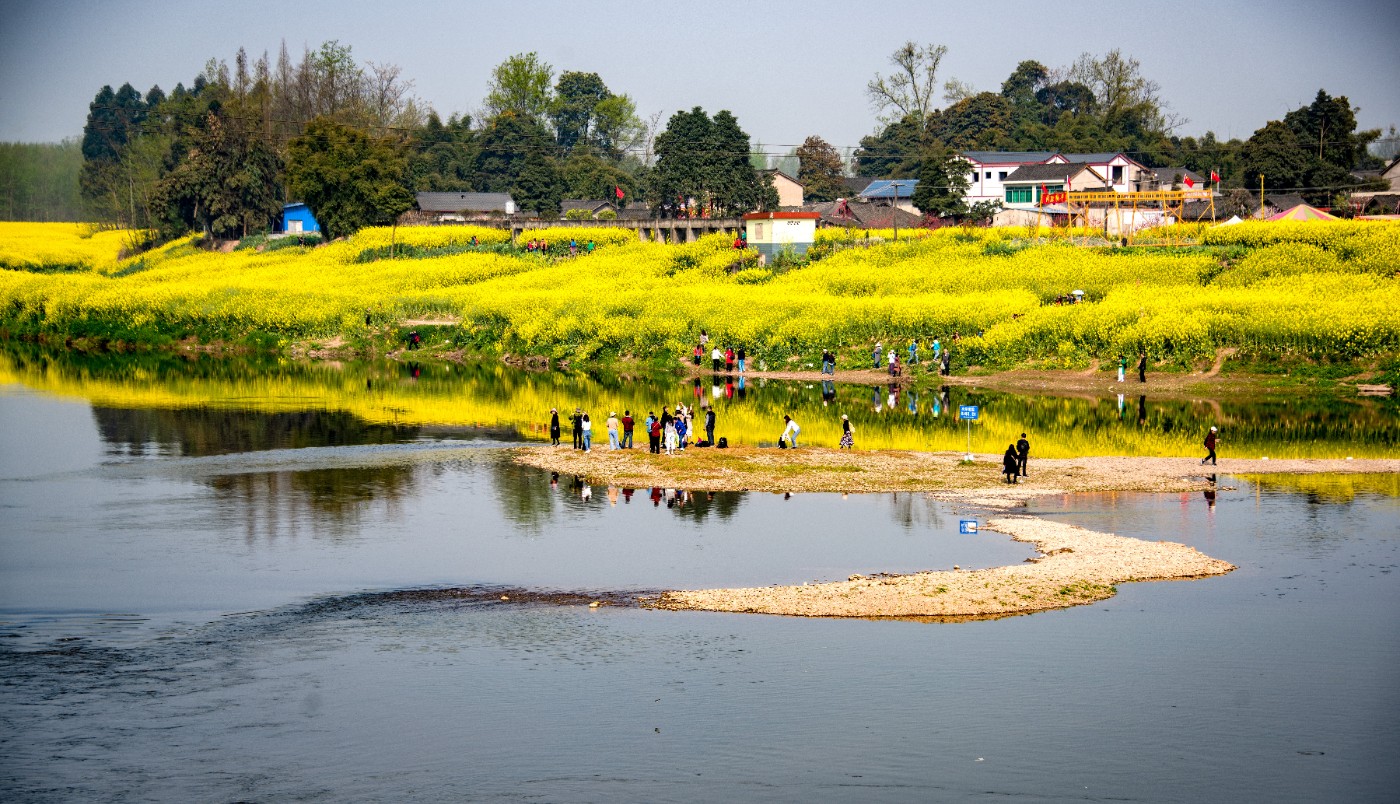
[1,374,1398,802]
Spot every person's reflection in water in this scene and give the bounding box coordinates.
[908,391,918,414]
[622,487,634,503]
[940,385,951,409]
[607,486,619,506]
[822,380,836,403]
[1138,395,1148,427]
[1204,474,1217,511]
[1117,393,1125,420]
[737,375,747,398]
[550,471,559,489]
[581,483,592,502]
[407,362,421,380]
[650,487,662,507]
[872,386,882,412]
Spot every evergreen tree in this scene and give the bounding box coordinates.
[911,149,971,219]
[795,136,846,202]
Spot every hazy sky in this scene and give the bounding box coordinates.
[2,0,1397,155]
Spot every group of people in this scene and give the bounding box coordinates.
[1117,353,1149,383]
[692,331,747,373]
[871,337,956,376]
[1001,433,1031,483]
[524,238,595,256]
[549,405,718,455]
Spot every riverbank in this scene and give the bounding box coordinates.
[513,444,1399,496]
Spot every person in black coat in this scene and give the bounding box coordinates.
[570,408,584,449]
[705,409,716,445]
[1015,433,1030,477]
[1002,444,1020,484]
[1138,352,1148,383]
[549,408,561,446]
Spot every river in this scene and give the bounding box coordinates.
[1,350,1397,802]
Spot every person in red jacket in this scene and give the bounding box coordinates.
[621,410,635,449]
[1201,426,1218,466]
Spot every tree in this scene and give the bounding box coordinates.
[560,148,635,200]
[1283,89,1381,173]
[709,110,774,214]
[473,112,563,215]
[152,111,282,238]
[911,150,971,219]
[406,111,476,191]
[795,136,846,202]
[550,71,609,152]
[853,114,924,178]
[651,107,773,214]
[866,42,948,126]
[927,93,1012,151]
[652,107,713,208]
[1065,50,1177,139]
[285,117,413,240]
[483,52,554,122]
[1239,120,1312,196]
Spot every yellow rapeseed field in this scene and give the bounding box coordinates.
[1,220,1396,365]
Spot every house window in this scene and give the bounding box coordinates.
[1036,184,1064,202]
[1112,166,1124,183]
[999,171,1008,181]
[985,171,992,179]
[1005,186,1033,204]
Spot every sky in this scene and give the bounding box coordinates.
[2,0,1397,156]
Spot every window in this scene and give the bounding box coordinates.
[1112,166,1124,183]
[1036,184,1064,202]
[999,171,1008,181]
[1005,186,1033,204]
[985,171,992,179]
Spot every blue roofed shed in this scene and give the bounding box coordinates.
[281,202,320,234]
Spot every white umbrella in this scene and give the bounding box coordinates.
[1071,289,1085,296]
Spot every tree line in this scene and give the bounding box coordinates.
[0,39,1391,233]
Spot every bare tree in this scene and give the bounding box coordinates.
[942,78,976,105]
[866,42,948,125]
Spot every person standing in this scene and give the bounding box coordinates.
[581,413,593,452]
[839,414,854,449]
[1015,433,1030,477]
[700,329,709,349]
[1138,352,1147,383]
[693,344,703,366]
[940,349,952,377]
[674,414,688,450]
[606,411,620,450]
[737,347,746,373]
[1117,355,1127,383]
[1002,444,1020,484]
[549,408,561,446]
[711,346,723,372]
[873,341,883,369]
[705,408,716,445]
[571,407,584,450]
[932,338,941,362]
[664,418,678,455]
[648,412,662,454]
[1201,426,1219,466]
[908,339,918,366]
[781,415,800,448]
[621,410,635,449]
[725,346,735,373]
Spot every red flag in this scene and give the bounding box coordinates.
[1210,170,1220,183]
[1040,184,1047,205]
[1183,175,1195,189]
[615,185,624,200]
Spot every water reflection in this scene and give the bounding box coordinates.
[3,342,1395,459]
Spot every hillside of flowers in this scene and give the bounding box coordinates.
[0,220,1396,368]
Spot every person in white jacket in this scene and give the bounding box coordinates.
[781,415,800,448]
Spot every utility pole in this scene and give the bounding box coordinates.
[890,181,904,241]
[1259,174,1265,216]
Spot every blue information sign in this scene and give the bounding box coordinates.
[959,520,979,534]
[959,405,979,420]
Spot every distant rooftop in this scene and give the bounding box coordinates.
[962,151,1055,165]
[859,179,920,199]
[416,191,514,213]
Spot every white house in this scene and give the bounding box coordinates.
[960,151,1150,213]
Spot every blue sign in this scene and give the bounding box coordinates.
[959,520,979,534]
[959,405,979,420]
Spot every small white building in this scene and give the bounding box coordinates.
[743,211,820,262]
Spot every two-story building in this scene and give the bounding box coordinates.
[961,151,1149,213]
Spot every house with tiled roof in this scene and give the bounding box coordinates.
[959,150,1149,213]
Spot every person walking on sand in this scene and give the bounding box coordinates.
[1015,432,1030,477]
[1002,444,1020,484]
[781,415,801,448]
[549,408,561,446]
[1138,352,1147,383]
[1201,426,1219,466]
[571,407,584,450]
[606,411,620,450]
[621,410,635,449]
[839,414,854,449]
[581,414,593,452]
[932,338,941,362]
[705,408,716,445]
[908,338,918,366]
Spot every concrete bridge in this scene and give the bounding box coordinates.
[511,218,743,243]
